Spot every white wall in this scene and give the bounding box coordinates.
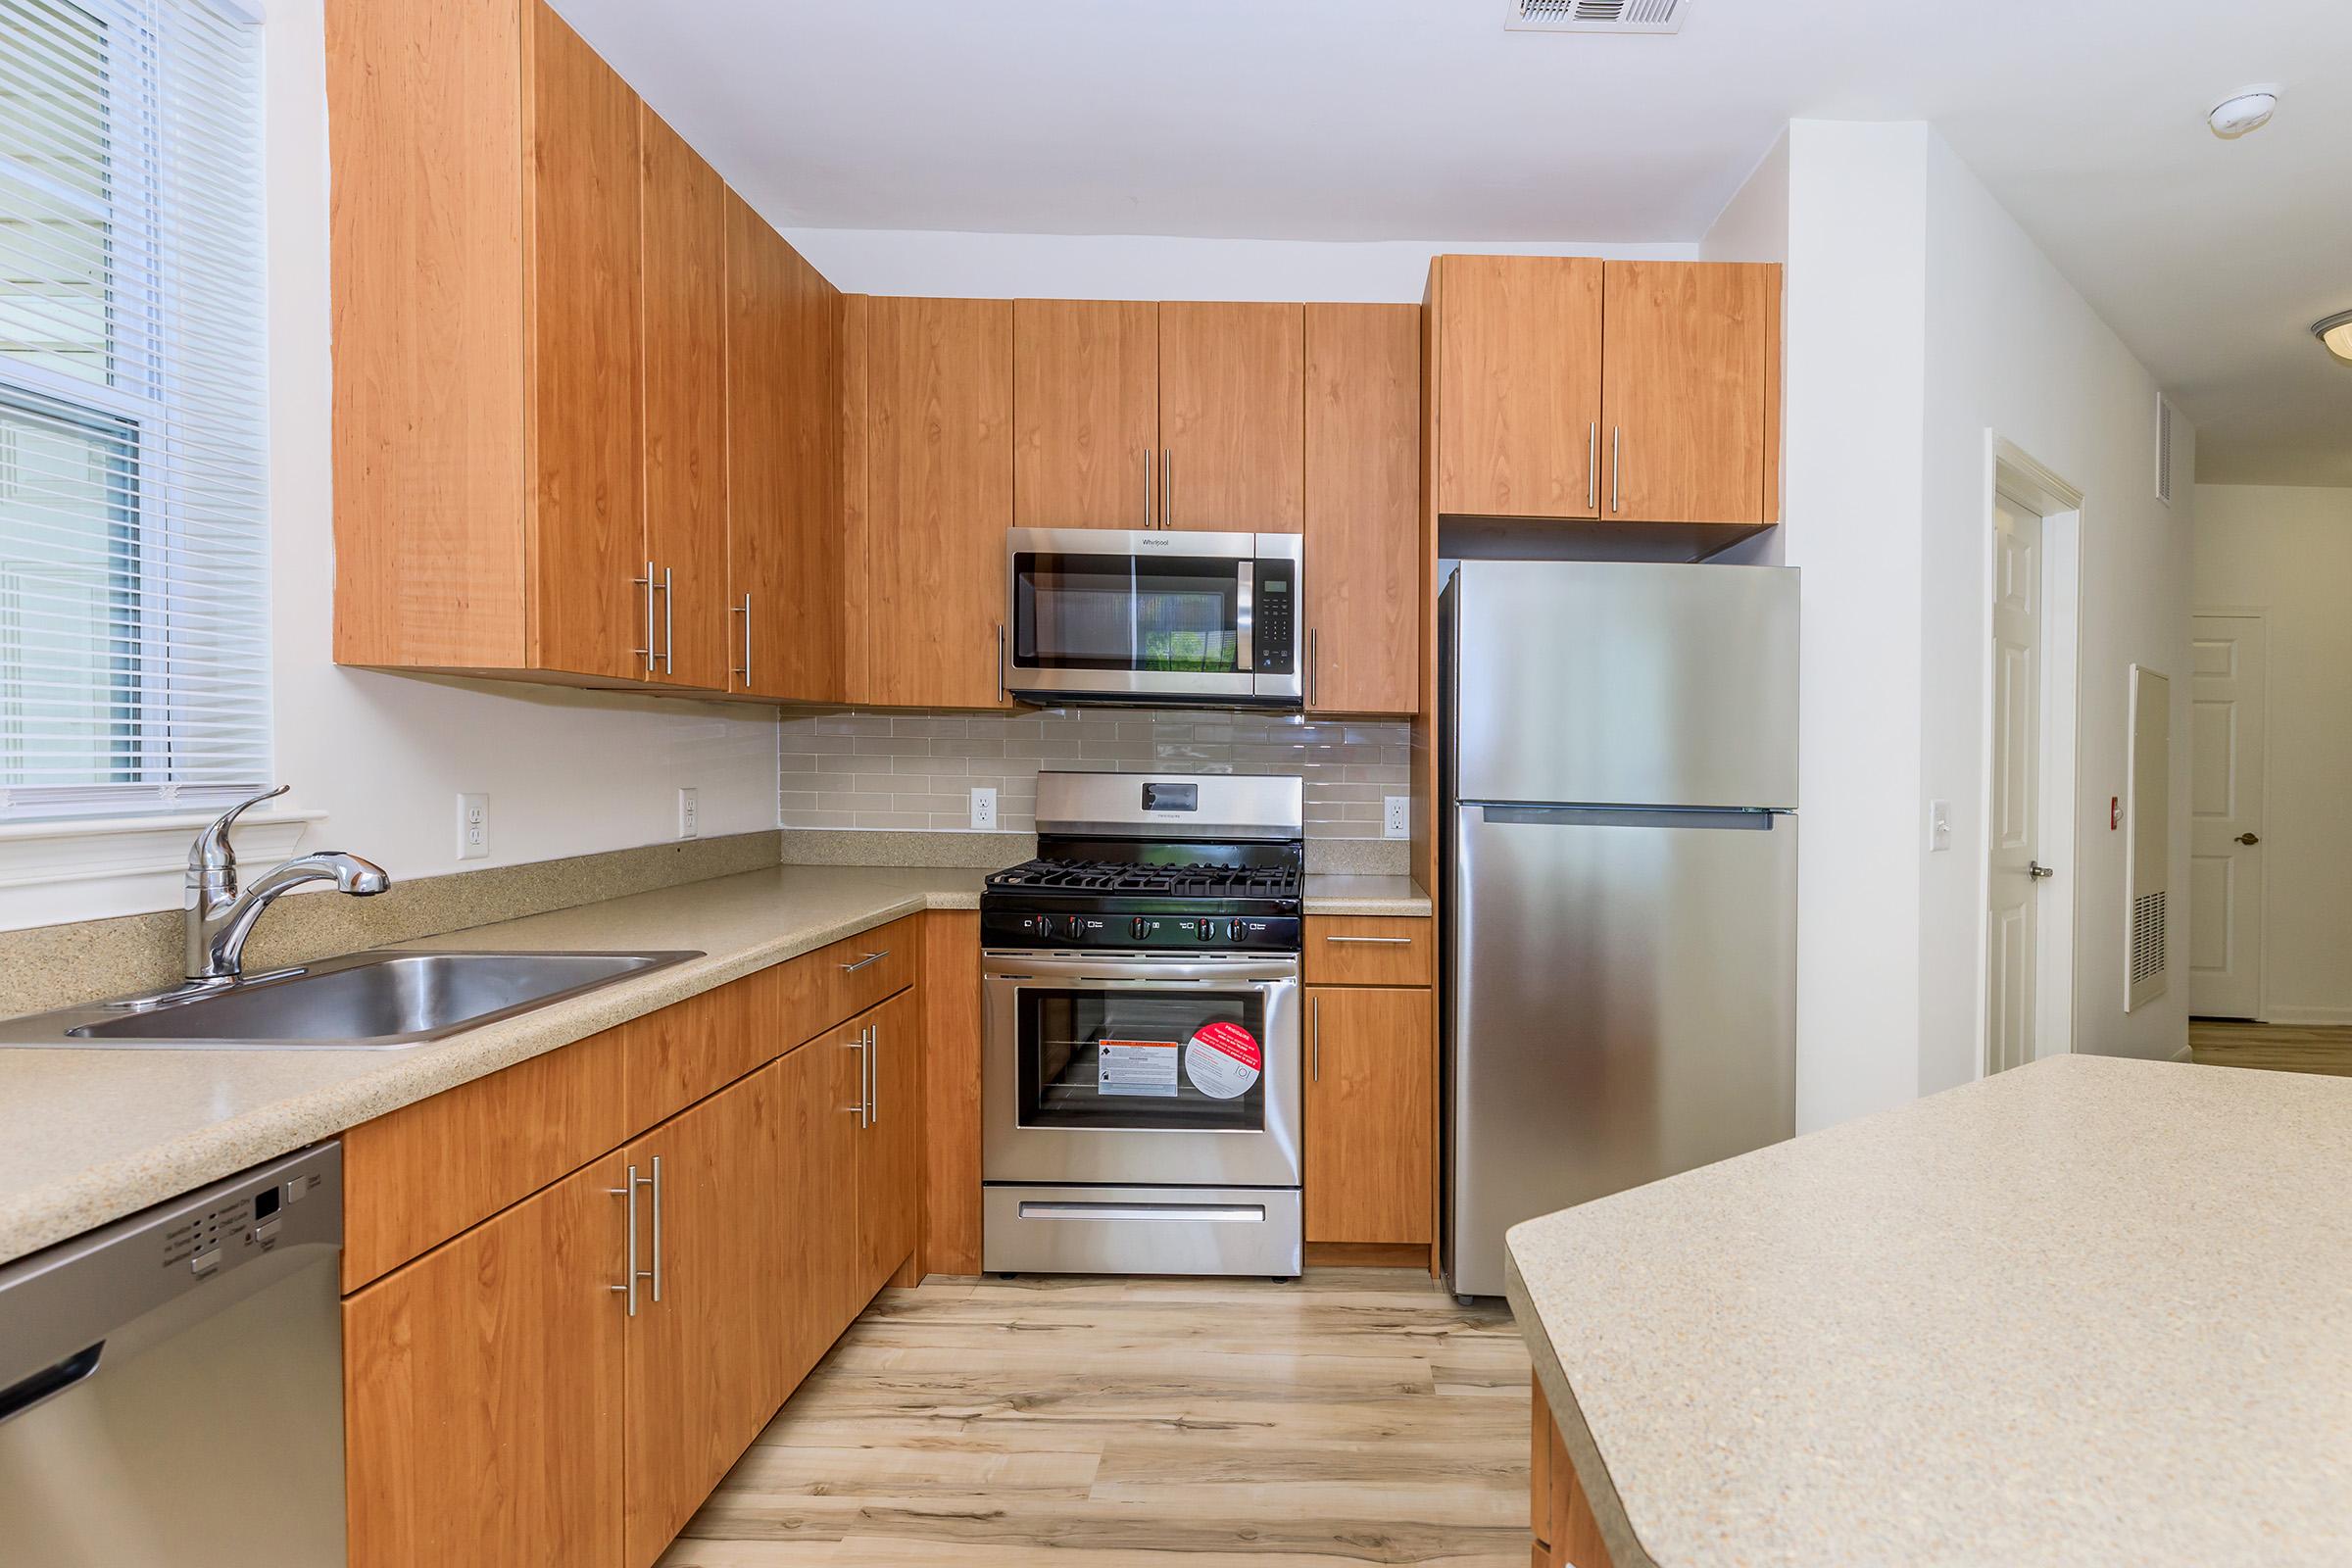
[0,0,783,933]
[2191,484,2352,1024]
[776,228,1693,302]
[1770,122,2194,1132]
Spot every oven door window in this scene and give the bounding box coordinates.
[1012,553,1241,673]
[1016,987,1267,1132]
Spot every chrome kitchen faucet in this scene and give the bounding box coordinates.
[179,785,390,989]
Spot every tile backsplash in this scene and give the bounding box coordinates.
[778,708,1412,839]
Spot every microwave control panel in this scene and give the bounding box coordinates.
[1252,565,1295,674]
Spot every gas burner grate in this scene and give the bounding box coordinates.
[986,858,1302,902]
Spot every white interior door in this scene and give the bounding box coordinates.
[2188,614,2267,1018]
[1985,498,2044,1074]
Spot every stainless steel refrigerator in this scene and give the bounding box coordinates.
[1441,560,1799,1299]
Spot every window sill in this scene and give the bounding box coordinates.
[0,811,329,928]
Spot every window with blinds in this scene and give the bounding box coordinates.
[0,0,269,822]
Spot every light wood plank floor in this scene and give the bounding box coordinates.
[660,1269,1530,1567]
[2188,1019,2352,1077]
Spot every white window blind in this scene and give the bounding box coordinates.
[0,0,269,822]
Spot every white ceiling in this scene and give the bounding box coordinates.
[556,0,2352,486]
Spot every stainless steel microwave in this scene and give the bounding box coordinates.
[1003,529,1302,708]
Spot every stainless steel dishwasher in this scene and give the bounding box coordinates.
[0,1143,344,1566]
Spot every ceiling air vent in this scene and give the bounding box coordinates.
[1506,0,1686,33]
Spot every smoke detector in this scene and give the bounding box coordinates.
[2207,86,2278,139]
[1506,0,1686,34]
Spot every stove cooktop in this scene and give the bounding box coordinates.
[985,858,1302,903]
[981,853,1303,954]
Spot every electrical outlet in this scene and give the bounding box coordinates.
[970,786,998,831]
[1928,799,1952,853]
[457,793,489,860]
[676,786,700,840]
[1383,796,1410,840]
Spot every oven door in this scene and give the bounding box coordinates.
[983,951,1301,1187]
[1003,528,1300,705]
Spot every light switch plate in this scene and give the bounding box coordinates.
[677,786,699,840]
[457,793,489,860]
[970,787,998,831]
[1928,798,1952,853]
[1384,796,1410,840]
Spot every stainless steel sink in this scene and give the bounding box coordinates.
[0,950,704,1051]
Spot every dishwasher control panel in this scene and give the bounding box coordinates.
[156,1168,327,1276]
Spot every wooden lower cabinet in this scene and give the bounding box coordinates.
[621,1064,785,1568]
[344,1154,628,1568]
[1303,986,1434,1246]
[345,964,928,1568]
[1531,1376,1615,1568]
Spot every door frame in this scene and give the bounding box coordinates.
[1975,435,2085,1075]
[2187,605,2273,1023]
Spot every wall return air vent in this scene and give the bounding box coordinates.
[1506,0,1686,34]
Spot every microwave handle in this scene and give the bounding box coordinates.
[1235,561,1253,673]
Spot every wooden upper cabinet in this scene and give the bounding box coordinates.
[864,296,1015,709]
[1601,260,1779,526]
[638,108,729,691]
[1434,255,1603,520]
[725,192,845,701]
[521,1,643,681]
[1304,304,1419,715]
[1157,302,1304,531]
[1014,300,1158,529]
[345,1153,627,1568]
[1303,986,1433,1246]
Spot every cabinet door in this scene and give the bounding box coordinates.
[866,296,1014,708]
[345,1154,626,1568]
[621,1069,783,1568]
[1157,302,1304,531]
[1600,261,1777,526]
[638,108,729,690]
[1434,256,1603,520]
[1304,304,1419,715]
[774,1029,865,1395]
[1013,299,1158,529]
[857,987,921,1294]
[523,1,645,681]
[1303,987,1433,1245]
[725,191,845,700]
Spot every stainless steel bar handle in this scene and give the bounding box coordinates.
[730,596,751,684]
[996,622,1006,702]
[1311,995,1321,1083]
[1588,423,1598,512]
[1611,427,1622,514]
[1324,934,1412,945]
[609,1163,640,1317]
[1307,627,1318,710]
[1161,446,1172,529]
[647,1155,662,1304]
[840,950,889,973]
[1142,447,1153,528]
[847,1033,868,1128]
[632,562,656,672]
[864,1023,877,1123]
[660,567,674,675]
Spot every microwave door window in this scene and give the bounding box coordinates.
[1014,554,1240,671]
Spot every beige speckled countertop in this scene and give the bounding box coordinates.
[0,864,986,1267]
[1503,1054,2352,1568]
[1300,874,1430,916]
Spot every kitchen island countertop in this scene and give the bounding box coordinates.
[1505,1053,2352,1568]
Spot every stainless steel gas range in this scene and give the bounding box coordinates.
[980,771,1304,1280]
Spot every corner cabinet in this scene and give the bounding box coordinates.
[1431,254,1781,530]
[326,0,839,697]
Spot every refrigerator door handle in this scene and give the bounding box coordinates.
[1474,805,1782,832]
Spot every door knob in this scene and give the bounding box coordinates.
[2236,832,2262,846]
[2028,861,2055,880]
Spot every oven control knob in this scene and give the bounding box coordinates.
[1227,918,1245,945]
[1131,917,1151,941]
[1022,915,1051,940]
[1062,914,1086,941]
[1195,918,1214,942]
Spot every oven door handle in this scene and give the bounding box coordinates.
[984,955,1299,986]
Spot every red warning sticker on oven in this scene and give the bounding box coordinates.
[1184,1021,1262,1100]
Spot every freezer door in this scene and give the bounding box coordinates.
[1446,805,1796,1298]
[1451,561,1798,809]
